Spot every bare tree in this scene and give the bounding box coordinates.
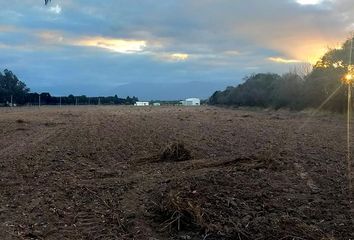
[289,63,313,79]
[45,0,51,5]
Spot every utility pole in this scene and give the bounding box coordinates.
[76,97,78,106]
[39,94,41,107]
[59,96,62,107]
[10,95,13,108]
[98,97,101,106]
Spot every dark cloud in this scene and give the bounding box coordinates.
[0,0,352,99]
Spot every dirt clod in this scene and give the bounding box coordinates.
[16,119,26,123]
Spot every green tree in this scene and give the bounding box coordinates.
[209,37,354,112]
[0,69,30,105]
[209,73,281,107]
[272,73,304,110]
[301,38,352,111]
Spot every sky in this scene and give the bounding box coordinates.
[0,0,353,100]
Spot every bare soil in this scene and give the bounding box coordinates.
[0,106,352,239]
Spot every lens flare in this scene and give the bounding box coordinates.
[342,71,354,85]
[298,84,343,131]
[346,74,353,81]
[347,84,352,198]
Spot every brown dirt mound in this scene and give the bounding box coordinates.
[16,119,26,124]
[160,143,192,162]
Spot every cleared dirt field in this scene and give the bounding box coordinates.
[0,106,353,239]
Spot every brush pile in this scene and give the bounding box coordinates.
[160,143,192,162]
[148,165,335,240]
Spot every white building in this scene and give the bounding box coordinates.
[134,102,150,106]
[153,102,161,106]
[181,98,201,106]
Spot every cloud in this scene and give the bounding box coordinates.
[1,0,354,99]
[224,50,242,56]
[37,31,64,43]
[35,31,147,54]
[296,0,324,5]
[34,30,190,61]
[49,4,62,14]
[0,25,18,32]
[170,53,189,61]
[268,57,302,64]
[155,53,190,62]
[74,37,147,54]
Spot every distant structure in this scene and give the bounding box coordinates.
[134,101,150,106]
[181,98,201,106]
[153,102,161,106]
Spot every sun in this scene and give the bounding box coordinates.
[343,73,354,85]
[342,66,354,85]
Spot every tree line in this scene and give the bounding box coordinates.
[0,69,138,106]
[209,38,352,112]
